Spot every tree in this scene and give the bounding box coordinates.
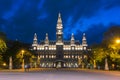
[0,32,7,68]
[108,41,120,61]
[0,32,7,41]
[91,26,120,70]
[92,26,120,69]
[16,49,33,65]
[103,26,120,45]
[91,44,106,68]
[4,40,33,69]
[103,26,120,68]
[0,39,7,53]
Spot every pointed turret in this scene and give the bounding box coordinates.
[56,13,63,32]
[71,33,75,45]
[32,33,38,50]
[56,13,63,45]
[82,33,88,49]
[45,33,49,45]
[57,13,62,25]
[33,33,38,44]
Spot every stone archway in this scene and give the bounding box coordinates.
[55,60,65,68]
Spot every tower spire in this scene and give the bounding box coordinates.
[56,13,63,45]
[32,33,38,49]
[71,33,75,40]
[59,12,61,18]
[45,33,49,45]
[82,33,88,48]
[57,13,62,28]
[33,33,38,44]
[71,33,75,45]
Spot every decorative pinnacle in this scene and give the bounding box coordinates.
[34,33,37,36]
[71,33,74,40]
[58,13,61,18]
[45,33,49,40]
[34,33,37,40]
[46,33,48,36]
[72,33,74,36]
[83,33,85,36]
[82,33,86,40]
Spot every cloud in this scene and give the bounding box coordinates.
[38,0,45,9]
[63,6,120,40]
[0,0,120,44]
[2,0,23,20]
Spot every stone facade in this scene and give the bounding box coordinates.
[32,13,88,68]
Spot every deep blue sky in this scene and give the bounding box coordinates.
[0,0,120,45]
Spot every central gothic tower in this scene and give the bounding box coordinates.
[56,13,63,45]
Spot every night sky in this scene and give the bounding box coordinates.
[0,0,120,45]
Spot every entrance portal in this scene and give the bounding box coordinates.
[56,62,61,68]
[55,60,65,68]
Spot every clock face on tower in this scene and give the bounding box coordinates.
[58,36,62,41]
[58,36,61,39]
[58,30,61,32]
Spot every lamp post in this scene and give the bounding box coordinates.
[93,60,96,69]
[21,50,25,69]
[37,55,40,68]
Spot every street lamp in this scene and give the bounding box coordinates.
[105,39,120,70]
[3,63,6,66]
[21,50,25,69]
[116,39,120,44]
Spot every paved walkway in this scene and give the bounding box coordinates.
[0,68,120,80]
[0,68,120,73]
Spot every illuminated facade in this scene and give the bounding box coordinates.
[32,13,88,68]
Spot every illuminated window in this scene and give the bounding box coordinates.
[51,48,53,50]
[72,55,74,58]
[58,30,61,32]
[71,47,75,50]
[69,55,70,58]
[37,48,40,50]
[75,56,77,58]
[84,55,87,58]
[52,55,54,58]
[45,46,48,50]
[66,55,68,58]
[34,47,36,50]
[68,48,70,50]
[64,55,66,58]
[40,55,42,58]
[84,47,86,50]
[49,55,51,58]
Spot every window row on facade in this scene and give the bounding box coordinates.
[64,55,82,59]
[39,55,56,58]
[35,47,85,50]
[38,55,83,59]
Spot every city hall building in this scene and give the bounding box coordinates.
[32,13,88,68]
